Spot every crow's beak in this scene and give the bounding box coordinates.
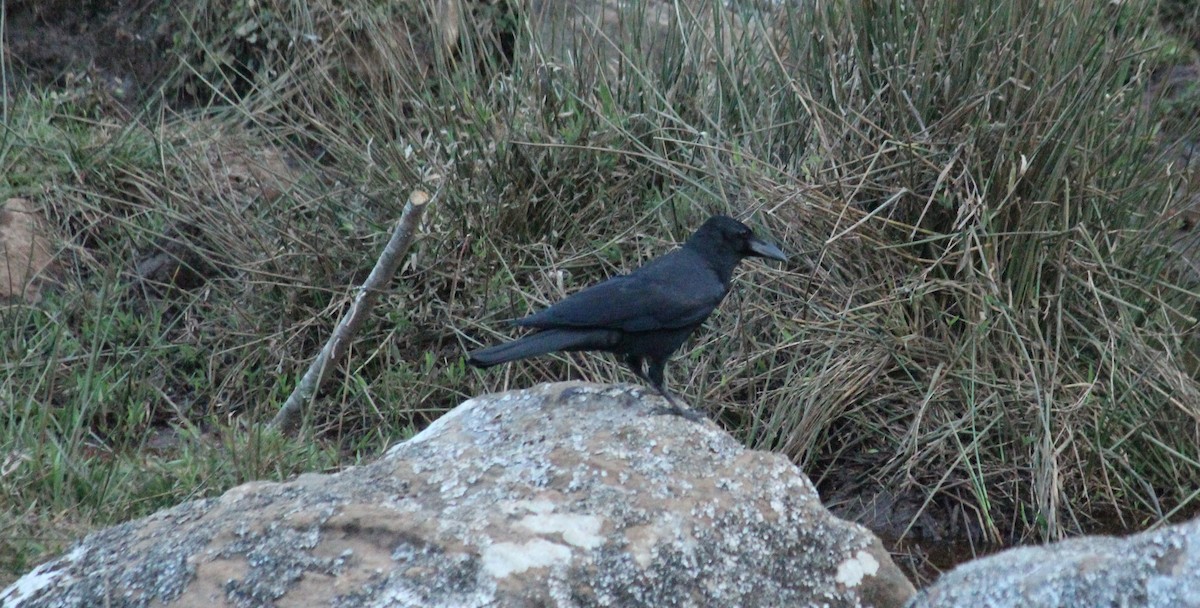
[747,237,787,262]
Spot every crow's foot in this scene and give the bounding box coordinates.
[649,404,707,422]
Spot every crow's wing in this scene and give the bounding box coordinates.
[515,250,727,332]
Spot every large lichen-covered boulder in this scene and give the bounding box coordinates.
[2,382,914,607]
[908,517,1200,608]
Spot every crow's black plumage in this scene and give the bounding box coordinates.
[467,215,786,415]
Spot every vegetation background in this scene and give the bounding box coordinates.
[3,0,1200,585]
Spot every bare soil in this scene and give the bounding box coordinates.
[3,0,172,105]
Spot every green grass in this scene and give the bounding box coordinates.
[3,0,1200,586]
[0,276,341,578]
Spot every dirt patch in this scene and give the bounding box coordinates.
[0,198,58,303]
[2,0,172,104]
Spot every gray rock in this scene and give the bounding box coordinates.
[2,382,915,608]
[907,518,1200,608]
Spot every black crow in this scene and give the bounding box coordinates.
[468,215,786,415]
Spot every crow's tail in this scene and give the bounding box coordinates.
[467,329,619,368]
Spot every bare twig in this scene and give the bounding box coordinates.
[269,189,434,433]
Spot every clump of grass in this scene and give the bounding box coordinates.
[768,0,1200,543]
[367,0,1198,545]
[633,0,1199,544]
[296,0,1200,545]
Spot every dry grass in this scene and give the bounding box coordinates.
[4,0,1200,584]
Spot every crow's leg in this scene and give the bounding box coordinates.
[623,354,650,384]
[645,358,705,422]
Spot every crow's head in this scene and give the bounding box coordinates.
[691,215,787,263]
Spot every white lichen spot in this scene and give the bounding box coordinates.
[517,513,604,549]
[835,550,880,587]
[500,499,556,516]
[440,480,467,499]
[526,499,558,515]
[626,526,660,569]
[481,539,572,578]
[769,497,786,515]
[395,401,474,450]
[0,546,85,607]
[716,478,742,492]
